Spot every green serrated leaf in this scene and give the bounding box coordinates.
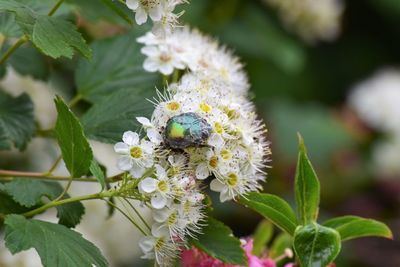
[81,88,154,143]
[252,220,273,256]
[54,96,93,177]
[4,215,108,267]
[323,215,393,241]
[239,192,298,235]
[0,91,35,151]
[3,179,85,227]
[32,15,91,59]
[75,32,160,103]
[0,191,31,215]
[295,135,320,224]
[190,217,247,265]
[293,223,341,267]
[89,159,106,190]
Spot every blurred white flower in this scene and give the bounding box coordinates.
[263,0,344,43]
[349,69,400,134]
[372,136,400,178]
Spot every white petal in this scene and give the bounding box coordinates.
[139,177,158,193]
[126,0,139,10]
[139,236,155,253]
[143,58,159,72]
[152,208,170,223]
[195,163,210,180]
[155,164,167,179]
[141,140,154,154]
[136,117,152,127]
[149,5,163,21]
[117,156,133,171]
[151,223,170,238]
[114,142,129,154]
[159,63,174,75]
[135,7,148,25]
[147,128,162,145]
[207,133,224,148]
[210,179,225,192]
[130,162,146,178]
[151,193,167,209]
[220,189,233,202]
[122,131,139,146]
[141,46,159,57]
[141,157,154,168]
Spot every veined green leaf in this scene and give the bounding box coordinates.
[4,215,108,267]
[54,96,93,177]
[81,87,154,143]
[75,33,160,103]
[32,16,91,59]
[189,217,247,265]
[323,215,393,241]
[239,192,298,235]
[293,223,341,267]
[295,135,320,224]
[0,91,35,151]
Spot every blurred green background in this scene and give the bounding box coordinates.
[177,0,400,266]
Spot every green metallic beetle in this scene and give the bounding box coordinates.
[163,112,212,149]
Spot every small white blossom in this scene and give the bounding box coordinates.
[142,45,185,75]
[126,0,163,25]
[114,131,154,178]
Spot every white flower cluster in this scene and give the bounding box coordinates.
[114,27,270,266]
[125,0,187,37]
[262,0,344,43]
[348,69,400,178]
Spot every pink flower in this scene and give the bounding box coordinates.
[181,238,276,267]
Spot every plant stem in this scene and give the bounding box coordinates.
[36,128,54,138]
[47,0,65,16]
[0,36,28,65]
[46,155,62,174]
[23,190,114,218]
[68,94,82,108]
[123,198,151,231]
[0,169,123,183]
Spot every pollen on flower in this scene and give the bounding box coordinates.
[166,101,180,111]
[214,122,224,135]
[209,156,219,169]
[199,102,212,113]
[130,146,143,158]
[227,173,239,186]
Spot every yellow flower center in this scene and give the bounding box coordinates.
[199,102,212,113]
[214,122,224,135]
[209,156,219,169]
[158,180,169,192]
[166,101,180,111]
[155,237,166,251]
[130,146,143,158]
[227,173,238,186]
[223,106,240,120]
[220,149,232,160]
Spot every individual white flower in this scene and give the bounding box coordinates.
[126,0,163,25]
[152,0,184,37]
[139,224,178,266]
[138,164,175,209]
[210,170,262,202]
[114,131,154,178]
[142,45,186,75]
[137,117,163,145]
[153,205,188,239]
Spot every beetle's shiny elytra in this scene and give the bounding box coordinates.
[164,112,212,149]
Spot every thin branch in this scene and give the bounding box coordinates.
[46,155,62,174]
[122,198,151,231]
[47,0,65,16]
[0,169,123,183]
[103,199,148,235]
[23,190,114,218]
[0,36,28,65]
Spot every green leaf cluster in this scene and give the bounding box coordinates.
[240,135,392,267]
